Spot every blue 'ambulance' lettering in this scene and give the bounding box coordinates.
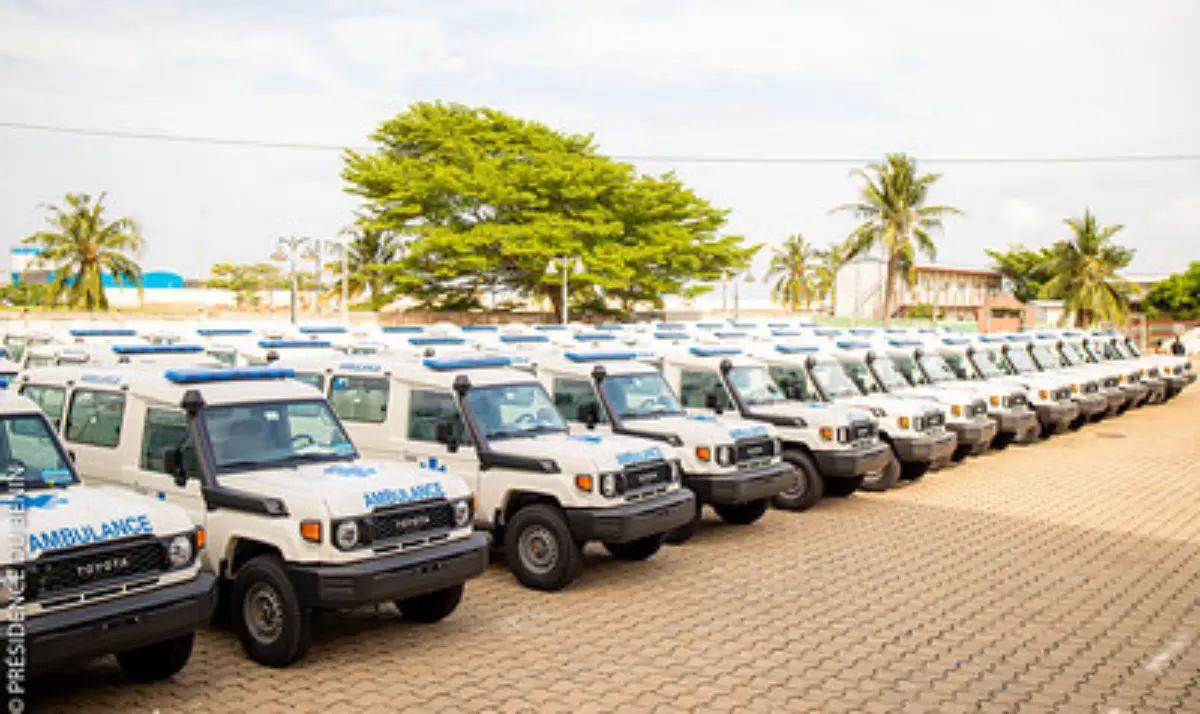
[728,425,769,440]
[363,482,445,509]
[616,447,662,466]
[28,514,153,553]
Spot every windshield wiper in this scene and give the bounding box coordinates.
[277,451,346,465]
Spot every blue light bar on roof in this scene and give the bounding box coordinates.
[460,325,498,332]
[564,351,638,362]
[499,335,550,344]
[887,339,921,347]
[814,328,842,336]
[196,328,253,336]
[422,357,511,371]
[835,340,871,349]
[885,328,907,334]
[654,332,690,340]
[941,337,972,345]
[695,322,723,329]
[714,331,747,339]
[1061,331,1083,337]
[917,328,936,334]
[1033,333,1057,340]
[408,337,466,346]
[259,340,332,349]
[767,322,790,328]
[1006,334,1032,342]
[533,325,568,331]
[849,328,877,336]
[299,326,348,335]
[165,367,295,384]
[381,326,424,334]
[772,330,805,337]
[978,335,1006,343]
[731,322,757,329]
[689,346,742,357]
[595,324,624,331]
[69,328,136,337]
[775,344,818,354]
[112,344,204,355]
[573,333,616,341]
[656,323,686,330]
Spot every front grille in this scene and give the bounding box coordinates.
[23,536,169,602]
[370,500,455,542]
[624,460,674,491]
[735,437,777,464]
[851,420,876,441]
[1083,382,1100,394]
[1103,377,1119,388]
[1149,368,1160,378]
[1009,393,1028,408]
[925,411,945,429]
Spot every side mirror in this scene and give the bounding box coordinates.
[705,393,724,415]
[436,421,459,454]
[67,450,76,463]
[576,402,600,430]
[163,447,187,487]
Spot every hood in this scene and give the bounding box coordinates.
[220,459,471,518]
[739,400,873,426]
[489,431,672,473]
[640,413,775,445]
[843,393,941,416]
[0,485,194,559]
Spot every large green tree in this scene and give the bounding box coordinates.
[765,234,818,311]
[1145,262,1200,319]
[1043,210,1134,328]
[985,245,1057,303]
[343,102,753,316]
[832,153,961,326]
[21,192,143,310]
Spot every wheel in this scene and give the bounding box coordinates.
[603,535,663,561]
[990,432,1014,450]
[900,461,931,481]
[824,475,864,497]
[116,633,194,683]
[232,555,312,667]
[664,499,702,545]
[771,450,824,511]
[503,504,583,591]
[951,444,973,462]
[969,441,991,456]
[860,451,902,492]
[712,499,769,525]
[1068,413,1087,431]
[396,584,464,623]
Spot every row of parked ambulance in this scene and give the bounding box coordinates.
[0,319,1191,684]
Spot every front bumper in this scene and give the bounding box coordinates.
[1102,389,1128,416]
[21,572,217,673]
[813,442,892,479]
[1142,378,1168,404]
[1164,374,1187,396]
[288,532,489,609]
[947,419,998,448]
[686,461,797,505]
[1123,383,1148,407]
[891,431,957,465]
[1034,402,1079,432]
[566,488,697,544]
[991,410,1040,442]
[1073,393,1107,418]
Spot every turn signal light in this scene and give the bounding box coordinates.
[575,475,594,492]
[696,447,712,462]
[195,527,206,550]
[300,520,322,543]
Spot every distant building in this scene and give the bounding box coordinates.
[835,256,1005,322]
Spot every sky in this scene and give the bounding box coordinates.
[2,0,1199,298]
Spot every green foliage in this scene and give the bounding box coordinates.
[765,234,818,311]
[832,154,960,326]
[1145,262,1200,319]
[204,263,285,308]
[328,229,400,310]
[906,302,934,319]
[0,283,47,308]
[811,240,849,314]
[984,245,1057,303]
[1043,210,1134,328]
[343,102,753,317]
[22,192,143,310]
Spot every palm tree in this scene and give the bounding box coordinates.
[1043,210,1134,328]
[765,234,818,312]
[22,192,143,310]
[329,228,400,309]
[811,240,849,315]
[832,153,960,326]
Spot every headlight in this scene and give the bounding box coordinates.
[716,445,734,466]
[168,534,193,567]
[334,520,360,550]
[452,499,472,527]
[897,416,910,429]
[989,395,1000,406]
[600,472,618,497]
[951,405,963,416]
[1038,389,1049,399]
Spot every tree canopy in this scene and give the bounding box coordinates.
[765,234,818,312]
[204,262,286,308]
[343,102,754,316]
[22,192,143,310]
[984,245,1057,303]
[1043,210,1134,328]
[1144,262,1200,320]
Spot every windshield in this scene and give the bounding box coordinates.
[769,365,818,401]
[977,349,1014,376]
[726,367,785,406]
[945,353,980,380]
[0,414,77,491]
[810,360,864,398]
[1063,342,1090,365]
[888,356,928,386]
[1122,340,1142,358]
[1005,348,1037,373]
[919,354,959,383]
[202,400,357,472]
[844,361,885,394]
[463,383,568,440]
[599,373,684,419]
[1030,345,1065,370]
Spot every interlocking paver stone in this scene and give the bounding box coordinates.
[30,389,1200,713]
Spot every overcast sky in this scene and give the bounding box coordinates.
[2,0,1199,287]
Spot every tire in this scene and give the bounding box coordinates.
[116,633,194,683]
[951,444,973,462]
[969,441,991,456]
[860,451,902,492]
[603,535,663,561]
[503,504,583,592]
[664,499,702,545]
[771,450,824,511]
[900,461,931,481]
[232,555,312,668]
[712,499,769,525]
[396,584,464,624]
[990,432,1014,451]
[824,475,864,497]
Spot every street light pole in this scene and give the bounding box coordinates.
[273,236,312,325]
[546,256,583,325]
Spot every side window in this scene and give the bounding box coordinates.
[407,390,468,444]
[65,390,126,448]
[20,385,66,423]
[553,378,607,423]
[329,376,389,424]
[140,408,189,473]
[294,373,326,392]
[679,370,734,411]
[769,366,813,401]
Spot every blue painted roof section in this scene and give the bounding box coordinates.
[695,322,724,329]
[714,331,747,338]
[573,333,616,341]
[460,325,498,332]
[533,325,568,331]
[422,357,511,371]
[654,332,691,340]
[887,339,922,347]
[381,326,424,334]
[941,337,972,345]
[70,328,137,337]
[772,330,805,337]
[197,328,253,336]
[814,328,843,336]
[299,326,348,335]
[775,345,818,354]
[849,328,877,336]
[656,323,686,330]
[835,340,871,349]
[499,335,550,344]
[165,367,295,384]
[564,351,638,362]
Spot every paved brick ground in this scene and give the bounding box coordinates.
[37,389,1200,713]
